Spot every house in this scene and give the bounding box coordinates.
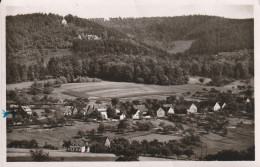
[246,98,251,103]
[63,106,72,116]
[167,108,175,115]
[157,108,165,118]
[132,110,141,120]
[100,111,108,120]
[213,102,221,111]
[69,138,90,153]
[61,18,67,25]
[187,103,197,114]
[115,109,121,114]
[21,106,32,115]
[120,113,126,120]
[104,138,111,147]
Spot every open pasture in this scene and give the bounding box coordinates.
[55,79,237,101]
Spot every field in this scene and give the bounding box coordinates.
[167,40,195,54]
[7,77,247,102]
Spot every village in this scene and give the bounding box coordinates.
[6,78,254,161]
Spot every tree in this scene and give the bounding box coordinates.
[62,140,71,151]
[106,106,117,119]
[111,98,119,106]
[183,148,194,159]
[89,109,102,120]
[77,130,85,138]
[30,149,50,161]
[111,138,139,161]
[161,147,171,158]
[98,123,105,135]
[117,120,130,134]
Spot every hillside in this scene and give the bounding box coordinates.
[6,14,254,85]
[94,16,254,54]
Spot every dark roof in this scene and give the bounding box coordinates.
[133,105,148,112]
[71,138,89,147]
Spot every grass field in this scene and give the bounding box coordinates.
[54,78,240,101]
[167,40,195,54]
[7,77,248,102]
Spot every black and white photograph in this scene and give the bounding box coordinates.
[0,0,259,165]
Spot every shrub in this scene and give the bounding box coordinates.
[8,139,38,149]
[43,142,58,150]
[60,76,67,84]
[30,149,50,161]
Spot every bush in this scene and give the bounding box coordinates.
[60,76,67,84]
[43,86,54,94]
[43,142,58,150]
[8,139,38,148]
[180,135,201,146]
[30,149,50,161]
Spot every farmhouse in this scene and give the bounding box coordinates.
[132,110,141,120]
[100,111,108,120]
[69,138,90,153]
[61,18,67,25]
[115,109,121,114]
[157,108,165,118]
[63,106,72,116]
[21,106,32,115]
[120,113,126,120]
[187,103,197,114]
[167,107,175,115]
[214,102,221,111]
[104,138,111,147]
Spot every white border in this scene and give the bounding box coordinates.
[0,0,259,167]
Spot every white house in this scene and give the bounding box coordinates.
[115,109,121,114]
[246,98,251,103]
[21,106,32,115]
[214,102,221,111]
[100,111,108,120]
[167,108,175,114]
[120,113,126,120]
[61,18,67,25]
[157,108,165,118]
[187,103,197,114]
[132,110,141,120]
[104,138,111,147]
[69,138,89,153]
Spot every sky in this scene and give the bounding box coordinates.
[3,0,254,19]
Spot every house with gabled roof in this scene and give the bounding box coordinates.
[246,98,251,103]
[157,107,165,118]
[132,110,141,120]
[214,102,221,111]
[69,138,90,153]
[21,106,32,115]
[120,113,126,120]
[61,18,67,25]
[167,107,175,115]
[187,103,197,114]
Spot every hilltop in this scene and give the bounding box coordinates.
[6,14,254,85]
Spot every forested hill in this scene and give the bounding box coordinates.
[94,16,254,54]
[6,14,254,85]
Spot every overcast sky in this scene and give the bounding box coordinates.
[4,0,254,19]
